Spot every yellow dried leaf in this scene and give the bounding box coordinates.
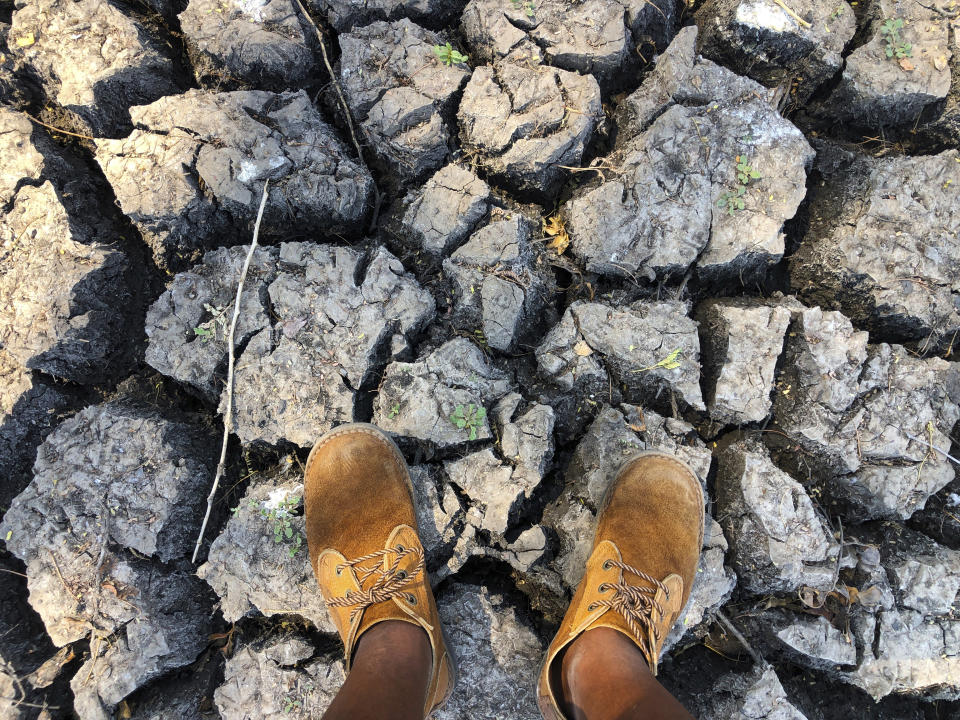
[542,215,570,255]
[935,55,949,71]
[573,340,593,357]
[15,33,35,47]
[899,58,915,72]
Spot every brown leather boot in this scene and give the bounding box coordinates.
[537,451,704,720]
[305,423,455,718]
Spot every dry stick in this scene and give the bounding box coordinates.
[293,0,363,161]
[715,610,763,665]
[191,180,270,564]
[905,430,960,466]
[293,0,383,232]
[773,0,812,28]
[26,114,98,141]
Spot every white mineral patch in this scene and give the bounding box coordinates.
[736,1,792,33]
[235,0,268,22]
[262,485,301,513]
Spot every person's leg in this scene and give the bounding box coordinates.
[304,424,456,720]
[537,451,704,720]
[322,621,432,720]
[559,627,693,720]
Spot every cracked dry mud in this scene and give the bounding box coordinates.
[2,1,960,718]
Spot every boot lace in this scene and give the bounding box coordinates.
[325,544,425,620]
[588,559,670,661]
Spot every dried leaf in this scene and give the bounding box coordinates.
[573,340,593,356]
[15,33,35,47]
[798,585,826,609]
[542,215,570,255]
[935,54,949,71]
[118,701,132,719]
[899,58,915,72]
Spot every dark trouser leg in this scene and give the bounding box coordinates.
[560,627,695,720]
[321,620,432,720]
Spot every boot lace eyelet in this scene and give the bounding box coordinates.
[598,583,608,593]
[335,567,342,576]
[406,594,417,605]
[587,602,598,611]
[602,560,612,570]
[397,570,407,580]
[396,544,405,552]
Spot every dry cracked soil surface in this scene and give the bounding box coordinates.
[1,0,960,718]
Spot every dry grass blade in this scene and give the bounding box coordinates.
[772,0,812,28]
[191,179,270,564]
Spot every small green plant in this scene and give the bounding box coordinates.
[433,42,469,67]
[717,155,761,216]
[880,18,912,60]
[449,403,486,440]
[388,402,401,418]
[193,303,228,342]
[510,0,534,15]
[282,696,302,714]
[249,495,303,558]
[736,158,761,185]
[718,186,746,215]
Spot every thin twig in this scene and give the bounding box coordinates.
[716,610,763,665]
[905,430,960,467]
[26,114,97,141]
[191,180,270,564]
[293,0,363,162]
[772,0,812,27]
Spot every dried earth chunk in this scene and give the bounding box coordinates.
[337,19,469,183]
[716,440,839,594]
[536,300,704,413]
[697,299,791,425]
[443,213,555,351]
[198,473,334,633]
[688,665,808,720]
[823,0,951,126]
[791,146,960,351]
[695,0,856,101]
[145,245,278,403]
[458,62,601,199]
[461,0,677,87]
[0,351,75,517]
[179,0,318,88]
[0,181,133,384]
[0,401,215,716]
[373,338,513,448]
[394,163,490,256]
[227,243,434,447]
[565,29,812,283]
[96,90,373,271]
[444,398,553,535]
[773,526,960,701]
[1,401,216,564]
[7,0,178,136]
[772,304,960,520]
[215,635,344,719]
[433,583,543,720]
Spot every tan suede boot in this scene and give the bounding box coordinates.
[304,423,455,718]
[537,451,704,720]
